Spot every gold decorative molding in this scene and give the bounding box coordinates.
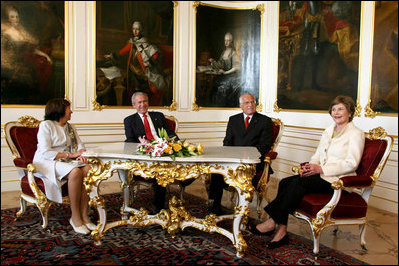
[172,1,178,8]
[92,99,105,111]
[17,116,41,127]
[193,1,200,9]
[292,165,302,175]
[272,118,282,126]
[354,99,362,117]
[331,180,344,190]
[168,100,177,111]
[273,100,282,113]
[311,206,335,237]
[256,103,263,112]
[367,126,387,140]
[364,99,380,118]
[255,4,264,14]
[85,158,223,191]
[192,100,200,111]
[226,164,255,201]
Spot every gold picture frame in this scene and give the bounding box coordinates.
[1,1,67,107]
[366,1,398,118]
[93,1,177,111]
[193,2,263,110]
[275,1,362,112]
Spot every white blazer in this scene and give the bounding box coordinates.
[309,122,365,183]
[33,120,85,203]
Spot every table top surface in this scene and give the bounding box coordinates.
[83,142,260,164]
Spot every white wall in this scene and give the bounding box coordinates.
[1,1,397,213]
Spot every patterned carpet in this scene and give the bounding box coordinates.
[1,189,367,265]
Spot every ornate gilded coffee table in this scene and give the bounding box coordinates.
[83,142,259,257]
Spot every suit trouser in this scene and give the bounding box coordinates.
[153,179,195,209]
[152,180,166,210]
[264,174,333,225]
[209,162,267,208]
[118,170,166,210]
[209,172,263,208]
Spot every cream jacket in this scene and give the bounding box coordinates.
[309,122,365,183]
[33,120,85,203]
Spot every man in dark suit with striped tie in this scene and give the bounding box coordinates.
[209,93,273,215]
[123,91,178,213]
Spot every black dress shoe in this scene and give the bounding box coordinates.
[266,235,289,249]
[248,223,275,236]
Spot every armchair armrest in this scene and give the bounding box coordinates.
[338,175,373,188]
[264,151,278,163]
[27,164,48,203]
[14,158,32,169]
[292,162,373,188]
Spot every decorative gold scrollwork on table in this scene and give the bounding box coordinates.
[166,196,194,235]
[227,164,256,201]
[86,155,254,257]
[84,158,113,192]
[125,161,219,187]
[88,196,105,209]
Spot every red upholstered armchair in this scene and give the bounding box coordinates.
[3,116,69,229]
[292,127,393,254]
[254,118,284,217]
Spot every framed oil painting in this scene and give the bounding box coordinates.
[194,3,261,109]
[368,1,398,115]
[276,1,361,111]
[95,1,175,109]
[1,1,65,105]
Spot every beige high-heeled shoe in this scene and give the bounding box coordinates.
[69,218,90,235]
[85,222,97,231]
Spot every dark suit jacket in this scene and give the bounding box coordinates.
[223,112,273,171]
[124,111,178,142]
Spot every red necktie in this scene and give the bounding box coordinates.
[245,116,250,130]
[143,114,155,141]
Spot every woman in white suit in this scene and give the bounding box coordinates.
[249,95,365,249]
[33,98,96,235]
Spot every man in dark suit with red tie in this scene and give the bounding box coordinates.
[209,93,273,215]
[123,91,178,213]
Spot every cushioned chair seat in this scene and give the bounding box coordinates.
[21,175,69,198]
[297,193,368,219]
